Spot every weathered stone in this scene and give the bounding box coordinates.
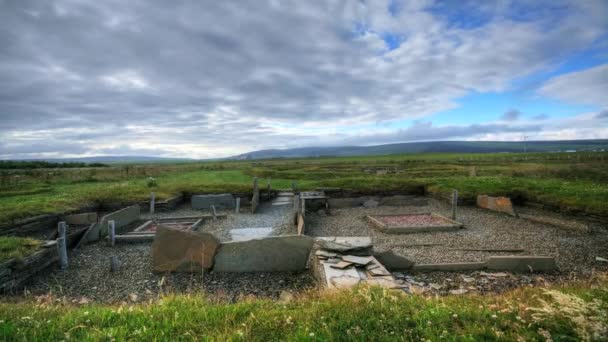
[486,256,557,273]
[213,235,313,272]
[363,199,379,208]
[449,288,468,295]
[412,262,486,272]
[64,212,98,225]
[330,261,353,269]
[330,275,361,289]
[297,213,305,235]
[341,255,372,266]
[192,194,235,209]
[152,226,220,272]
[92,205,140,241]
[364,277,402,288]
[315,237,373,254]
[369,267,391,276]
[477,195,516,216]
[373,249,415,270]
[316,250,337,258]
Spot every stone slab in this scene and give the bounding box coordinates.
[229,227,273,241]
[92,205,140,241]
[192,194,235,209]
[315,237,373,255]
[477,195,516,216]
[373,249,415,270]
[412,262,487,272]
[342,255,373,265]
[322,262,361,289]
[152,226,220,272]
[486,256,557,273]
[297,213,305,235]
[213,235,313,272]
[64,212,98,225]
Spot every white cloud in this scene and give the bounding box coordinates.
[538,64,608,106]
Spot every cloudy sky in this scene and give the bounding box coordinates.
[1,0,607,159]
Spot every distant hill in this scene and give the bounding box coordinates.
[230,139,608,160]
[15,156,196,164]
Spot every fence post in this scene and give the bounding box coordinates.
[211,205,217,220]
[150,192,155,214]
[109,220,116,246]
[57,221,68,270]
[451,189,458,220]
[235,197,240,213]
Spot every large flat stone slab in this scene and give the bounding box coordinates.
[64,212,98,225]
[192,194,235,209]
[214,235,313,272]
[315,237,373,255]
[487,256,557,273]
[90,205,140,241]
[152,226,220,272]
[477,195,516,216]
[229,227,273,241]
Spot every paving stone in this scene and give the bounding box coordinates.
[369,267,391,276]
[315,250,338,258]
[152,226,220,272]
[325,258,341,264]
[330,275,361,288]
[323,262,361,289]
[213,235,313,272]
[330,261,354,269]
[315,237,373,254]
[341,255,373,266]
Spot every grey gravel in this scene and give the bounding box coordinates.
[24,242,314,303]
[306,198,608,274]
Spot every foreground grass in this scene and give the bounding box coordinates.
[1,277,607,341]
[0,237,40,263]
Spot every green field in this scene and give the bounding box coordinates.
[1,151,607,225]
[1,277,606,341]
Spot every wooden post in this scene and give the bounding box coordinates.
[110,256,119,273]
[150,192,156,214]
[57,221,68,270]
[235,197,240,213]
[109,220,116,246]
[451,189,458,220]
[211,205,217,220]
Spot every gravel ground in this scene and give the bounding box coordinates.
[24,242,314,303]
[374,214,451,226]
[306,199,608,274]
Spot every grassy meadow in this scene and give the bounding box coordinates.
[1,276,607,341]
[1,151,607,225]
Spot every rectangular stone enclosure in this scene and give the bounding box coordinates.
[367,213,462,234]
[192,194,235,209]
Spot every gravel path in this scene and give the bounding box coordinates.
[306,199,608,274]
[25,242,314,303]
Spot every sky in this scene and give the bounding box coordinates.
[0,0,607,159]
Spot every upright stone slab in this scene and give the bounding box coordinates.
[214,235,313,272]
[64,212,98,225]
[90,205,140,241]
[373,248,415,270]
[152,226,220,272]
[191,194,235,209]
[477,195,516,216]
[251,178,260,214]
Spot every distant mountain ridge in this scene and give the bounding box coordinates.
[14,156,195,164]
[230,139,608,160]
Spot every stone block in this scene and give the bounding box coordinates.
[64,212,98,225]
[297,213,305,235]
[373,249,415,270]
[192,194,235,209]
[152,226,220,272]
[477,195,516,216]
[486,256,557,273]
[214,235,313,272]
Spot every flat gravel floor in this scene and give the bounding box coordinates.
[306,199,608,274]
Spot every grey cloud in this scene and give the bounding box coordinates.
[596,109,608,119]
[501,109,521,121]
[0,0,607,158]
[532,114,549,120]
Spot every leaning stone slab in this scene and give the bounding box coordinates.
[315,237,373,255]
[412,262,487,272]
[373,249,415,270]
[152,226,220,272]
[64,212,98,225]
[477,195,516,216]
[214,235,313,272]
[486,256,557,273]
[192,194,235,209]
[91,205,140,241]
